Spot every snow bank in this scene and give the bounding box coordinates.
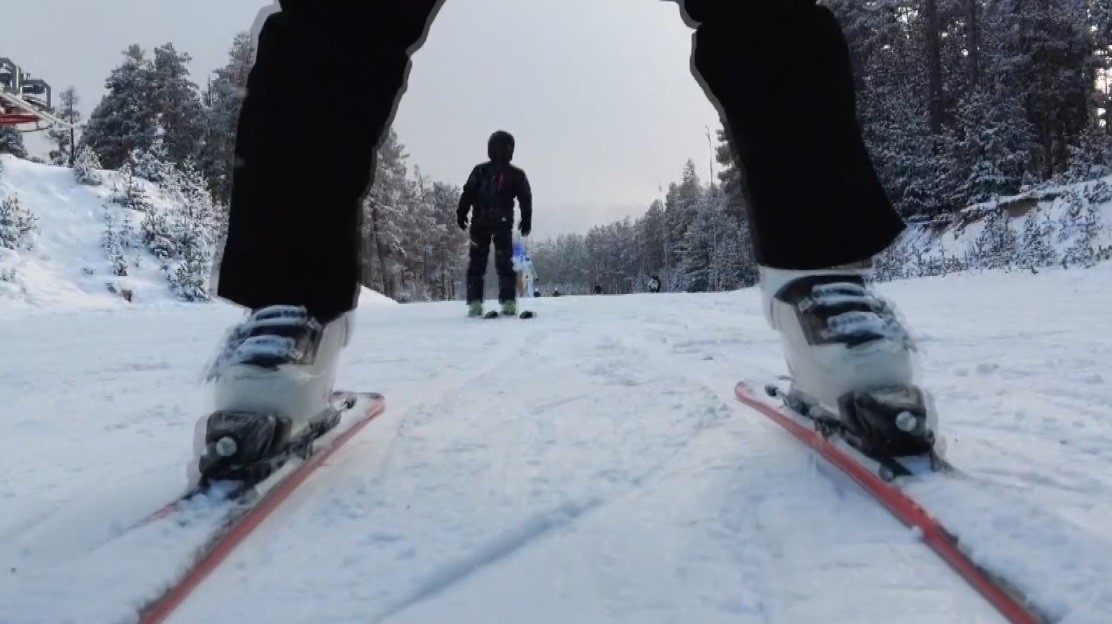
[359,285,398,306]
[878,175,1112,279]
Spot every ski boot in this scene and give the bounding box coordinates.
[761,265,935,460]
[501,300,517,316]
[467,301,484,317]
[190,305,352,486]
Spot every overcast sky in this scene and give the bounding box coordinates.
[7,0,721,236]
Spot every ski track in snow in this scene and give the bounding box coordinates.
[1,266,1111,623]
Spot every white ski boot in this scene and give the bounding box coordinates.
[761,265,934,457]
[190,305,352,485]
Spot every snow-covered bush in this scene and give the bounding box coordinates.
[73,147,103,186]
[0,195,39,251]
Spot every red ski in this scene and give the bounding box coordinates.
[134,390,386,624]
[735,380,1047,624]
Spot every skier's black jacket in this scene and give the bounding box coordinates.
[457,161,532,230]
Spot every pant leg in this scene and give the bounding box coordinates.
[493,226,517,303]
[684,0,906,270]
[214,0,445,323]
[466,227,492,303]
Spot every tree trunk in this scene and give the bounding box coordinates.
[924,0,945,134]
[963,0,980,84]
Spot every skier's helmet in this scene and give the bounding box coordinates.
[488,130,515,162]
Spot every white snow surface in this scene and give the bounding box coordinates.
[2,266,1112,624]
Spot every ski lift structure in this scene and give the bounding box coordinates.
[0,56,71,132]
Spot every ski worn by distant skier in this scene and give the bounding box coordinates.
[483,310,535,319]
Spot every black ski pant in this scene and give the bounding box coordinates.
[215,0,906,324]
[466,224,516,304]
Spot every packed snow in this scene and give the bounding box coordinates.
[2,262,1111,623]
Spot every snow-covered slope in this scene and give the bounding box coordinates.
[0,155,396,318]
[2,266,1110,624]
[883,175,1112,277]
[0,154,179,314]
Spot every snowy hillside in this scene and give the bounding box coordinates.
[879,176,1112,278]
[0,154,181,314]
[2,266,1112,623]
[0,155,396,318]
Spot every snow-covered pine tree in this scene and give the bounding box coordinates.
[361,129,411,298]
[951,85,1034,205]
[1061,125,1112,185]
[682,189,724,292]
[46,87,82,167]
[969,208,1018,270]
[1059,190,1105,268]
[128,141,173,185]
[663,160,703,291]
[150,43,205,168]
[110,163,150,211]
[0,126,28,159]
[424,180,467,300]
[1015,0,1094,178]
[102,209,128,277]
[73,146,103,185]
[1017,211,1057,270]
[635,199,668,282]
[200,32,254,205]
[164,161,218,300]
[0,195,39,251]
[712,126,757,286]
[136,157,217,300]
[78,45,159,170]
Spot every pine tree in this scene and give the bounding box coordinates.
[46,87,82,167]
[150,43,205,167]
[1062,125,1112,184]
[1016,0,1094,178]
[102,209,129,276]
[0,126,28,159]
[969,209,1018,270]
[128,141,173,184]
[712,127,757,285]
[1059,190,1104,267]
[1017,211,1057,269]
[361,129,411,297]
[200,32,254,204]
[0,195,38,251]
[73,146,103,185]
[78,45,159,170]
[110,163,150,211]
[951,85,1033,204]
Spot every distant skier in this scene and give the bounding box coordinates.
[648,275,662,293]
[195,0,932,485]
[456,130,533,317]
[593,284,603,295]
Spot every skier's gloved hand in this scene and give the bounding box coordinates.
[457,212,468,231]
[519,220,531,237]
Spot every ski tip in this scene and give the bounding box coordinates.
[519,310,535,319]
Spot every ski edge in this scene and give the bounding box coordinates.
[733,381,1049,624]
[135,391,387,624]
